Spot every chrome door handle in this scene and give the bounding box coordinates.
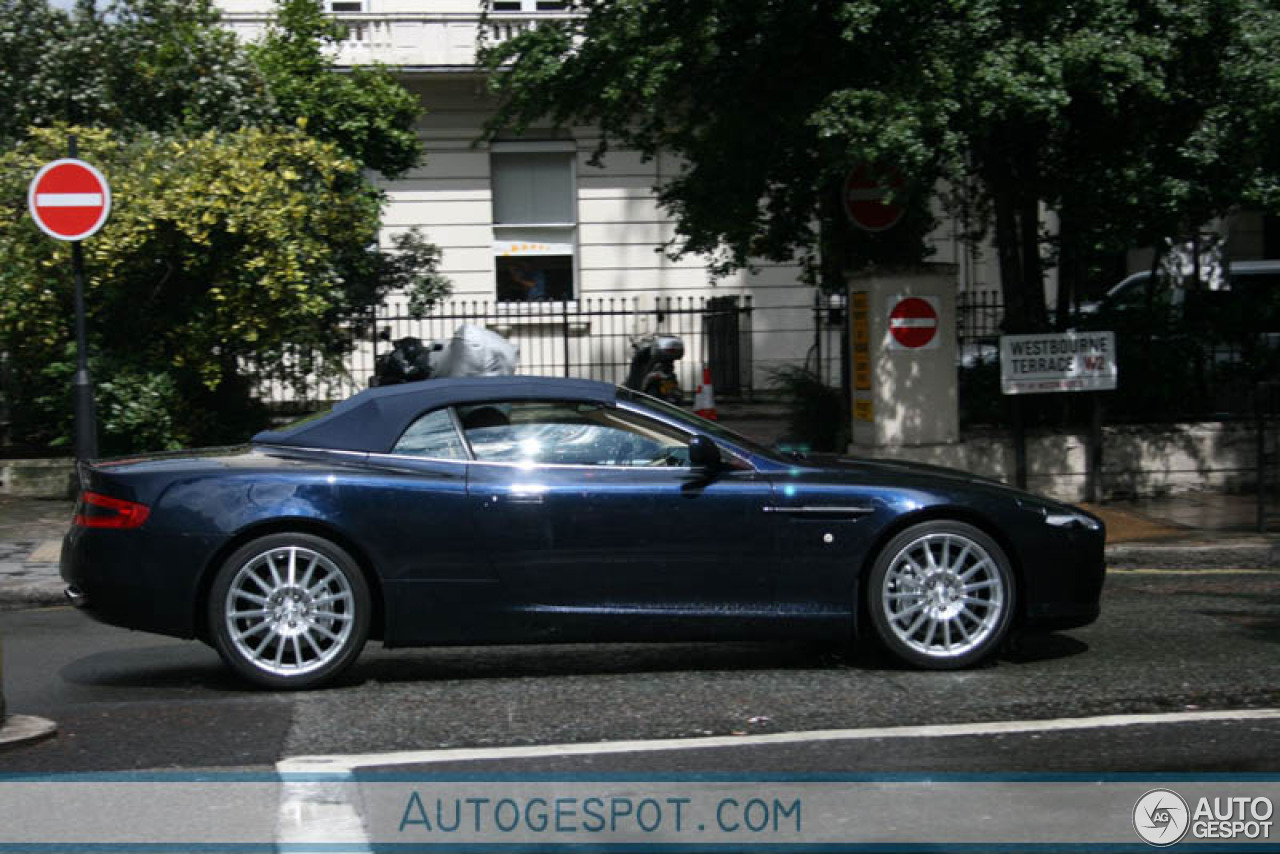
[763,505,875,518]
[495,493,545,505]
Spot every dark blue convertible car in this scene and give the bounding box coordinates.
[62,376,1105,688]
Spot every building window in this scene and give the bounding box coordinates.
[491,146,576,303]
[327,1,365,11]
[491,1,568,11]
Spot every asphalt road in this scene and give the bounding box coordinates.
[1,569,1278,775]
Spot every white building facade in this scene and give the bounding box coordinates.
[215,0,1006,399]
[217,1,1280,404]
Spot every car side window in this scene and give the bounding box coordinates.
[392,408,468,459]
[459,400,690,467]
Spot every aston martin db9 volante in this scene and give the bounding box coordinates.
[62,376,1105,688]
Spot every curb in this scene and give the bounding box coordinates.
[0,715,58,753]
[1107,540,1280,570]
[0,580,65,610]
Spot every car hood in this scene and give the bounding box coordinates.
[772,453,1094,518]
[862,455,1010,485]
[774,452,1049,501]
[791,453,1004,487]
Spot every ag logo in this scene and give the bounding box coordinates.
[1134,788,1190,846]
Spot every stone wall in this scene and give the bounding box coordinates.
[0,459,77,499]
[862,421,1261,502]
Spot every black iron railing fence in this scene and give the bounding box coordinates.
[808,292,847,390]
[954,291,1279,425]
[253,296,755,411]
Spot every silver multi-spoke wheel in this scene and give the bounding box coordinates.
[868,522,1014,668]
[210,534,370,688]
[226,546,354,677]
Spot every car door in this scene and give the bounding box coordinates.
[462,399,775,613]
[357,406,488,644]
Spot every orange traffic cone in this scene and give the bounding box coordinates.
[694,365,717,420]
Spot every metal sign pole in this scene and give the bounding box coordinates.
[1012,395,1027,491]
[1087,393,1104,504]
[66,135,98,461]
[28,139,110,461]
[70,238,98,461]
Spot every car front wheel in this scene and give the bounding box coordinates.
[866,521,1014,669]
[209,533,370,689]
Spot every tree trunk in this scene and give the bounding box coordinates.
[1019,192,1047,331]
[988,159,1048,334]
[1055,213,1077,331]
[992,184,1029,333]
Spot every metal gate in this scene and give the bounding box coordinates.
[701,296,749,396]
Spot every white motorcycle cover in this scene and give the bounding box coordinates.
[432,323,520,378]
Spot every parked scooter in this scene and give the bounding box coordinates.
[370,329,437,386]
[370,323,520,387]
[624,332,684,404]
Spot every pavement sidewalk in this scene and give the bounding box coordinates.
[1,491,1278,611]
[0,496,74,610]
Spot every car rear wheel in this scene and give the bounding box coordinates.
[866,521,1014,669]
[209,533,370,689]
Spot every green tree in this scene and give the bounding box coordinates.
[0,0,270,142]
[0,0,93,141]
[0,0,445,454]
[483,0,1280,331]
[0,126,448,453]
[0,0,422,171]
[251,0,424,178]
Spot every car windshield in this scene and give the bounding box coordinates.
[616,386,786,461]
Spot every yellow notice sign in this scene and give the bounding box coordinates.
[851,291,871,391]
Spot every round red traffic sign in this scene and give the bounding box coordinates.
[844,165,905,232]
[889,297,938,349]
[28,159,112,241]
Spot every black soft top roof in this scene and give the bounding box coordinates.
[252,376,617,454]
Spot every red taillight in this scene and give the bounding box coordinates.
[74,491,151,529]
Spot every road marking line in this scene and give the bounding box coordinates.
[278,707,1280,773]
[276,776,370,850]
[275,708,1280,849]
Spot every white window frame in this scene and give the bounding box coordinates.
[490,0,569,12]
[490,141,579,308]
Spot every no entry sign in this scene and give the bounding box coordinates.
[888,296,940,350]
[844,165,905,232]
[28,159,112,241]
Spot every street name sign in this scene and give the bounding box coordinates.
[1000,332,1117,394]
[28,158,112,241]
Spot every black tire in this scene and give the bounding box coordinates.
[208,532,371,689]
[866,520,1014,669]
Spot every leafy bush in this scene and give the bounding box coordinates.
[0,126,448,454]
[769,366,846,453]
